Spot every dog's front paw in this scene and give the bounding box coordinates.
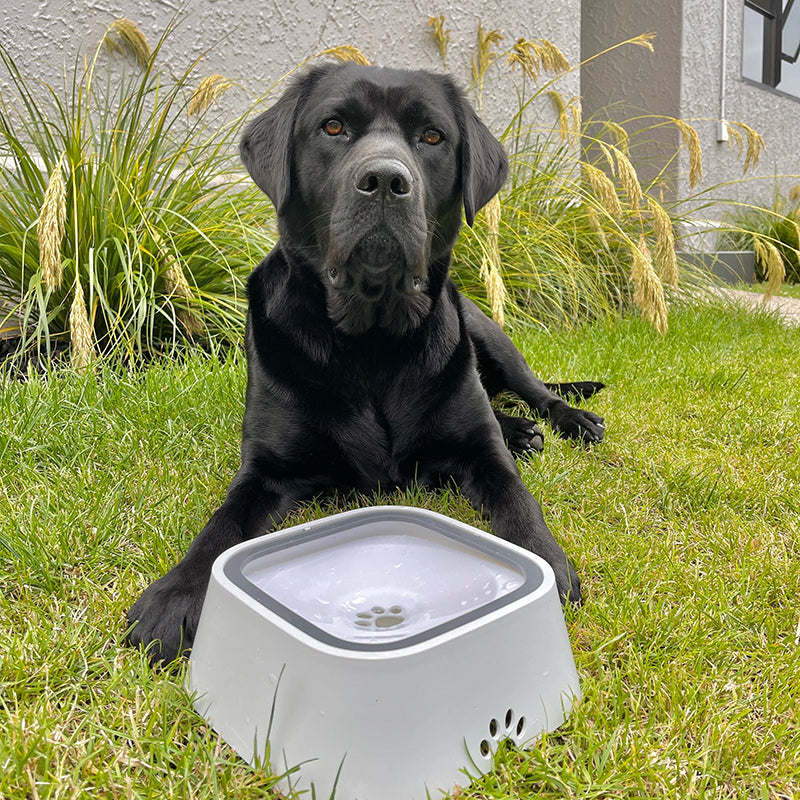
[549,403,605,444]
[496,411,545,455]
[127,565,205,665]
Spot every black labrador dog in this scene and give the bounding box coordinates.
[127,64,605,664]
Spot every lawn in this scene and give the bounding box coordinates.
[1,299,798,799]
[741,281,800,300]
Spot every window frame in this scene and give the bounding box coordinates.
[781,0,800,63]
[745,0,783,86]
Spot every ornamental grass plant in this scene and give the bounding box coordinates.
[0,20,276,367]
[0,16,784,369]
[434,21,773,334]
[718,186,800,287]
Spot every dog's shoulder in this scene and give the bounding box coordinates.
[246,245,288,315]
[246,245,335,367]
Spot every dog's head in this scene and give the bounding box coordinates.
[240,64,507,335]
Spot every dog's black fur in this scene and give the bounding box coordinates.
[127,64,605,664]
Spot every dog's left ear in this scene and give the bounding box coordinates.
[240,67,331,213]
[455,95,509,227]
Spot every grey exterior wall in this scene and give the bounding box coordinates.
[680,0,800,211]
[582,0,800,233]
[1,0,581,139]
[581,0,684,200]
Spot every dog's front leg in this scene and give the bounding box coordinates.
[127,469,294,665]
[450,444,582,605]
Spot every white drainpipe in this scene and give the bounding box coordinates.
[717,0,730,141]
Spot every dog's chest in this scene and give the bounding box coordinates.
[323,358,435,487]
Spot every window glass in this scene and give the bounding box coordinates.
[742,5,765,81]
[743,0,800,98]
[782,0,800,62]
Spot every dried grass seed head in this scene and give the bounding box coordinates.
[188,74,234,117]
[599,142,617,177]
[631,235,668,334]
[479,195,508,326]
[584,163,623,219]
[69,278,95,371]
[484,192,502,234]
[632,32,656,52]
[506,37,570,82]
[163,261,193,300]
[674,119,703,189]
[548,91,571,143]
[37,157,67,291]
[724,122,764,174]
[473,23,504,81]
[753,237,785,299]
[428,15,451,64]
[539,39,570,74]
[615,148,642,210]
[506,38,540,81]
[104,19,151,68]
[647,196,678,287]
[570,100,582,140]
[604,121,630,156]
[155,231,206,336]
[741,123,765,174]
[322,45,370,66]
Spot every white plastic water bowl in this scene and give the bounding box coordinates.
[188,506,580,800]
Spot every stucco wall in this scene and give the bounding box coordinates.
[581,0,800,238]
[1,0,580,138]
[580,0,684,200]
[680,0,800,217]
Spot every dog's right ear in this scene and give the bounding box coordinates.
[239,68,328,213]
[435,75,508,228]
[458,103,508,228]
[240,88,301,213]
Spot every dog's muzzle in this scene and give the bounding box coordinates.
[326,147,427,273]
[323,146,432,335]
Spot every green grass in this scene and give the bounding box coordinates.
[732,281,800,300]
[1,301,798,798]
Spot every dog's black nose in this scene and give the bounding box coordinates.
[355,158,413,198]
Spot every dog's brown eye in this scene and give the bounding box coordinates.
[423,129,443,145]
[324,119,344,136]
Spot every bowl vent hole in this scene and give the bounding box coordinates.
[478,709,528,762]
[353,605,406,630]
